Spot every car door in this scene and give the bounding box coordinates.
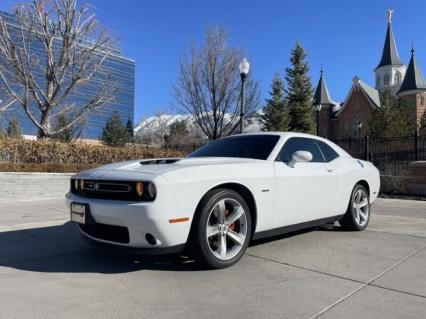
[273,137,338,228]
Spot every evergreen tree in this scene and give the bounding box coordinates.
[6,118,21,138]
[285,43,315,133]
[100,111,129,147]
[126,118,134,142]
[368,90,414,138]
[261,74,290,131]
[164,120,188,149]
[419,111,426,136]
[53,114,82,143]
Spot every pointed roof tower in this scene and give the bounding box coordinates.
[313,68,332,105]
[398,46,426,95]
[376,9,403,69]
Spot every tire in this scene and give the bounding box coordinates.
[339,184,370,231]
[189,188,252,269]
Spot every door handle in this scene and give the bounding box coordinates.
[326,168,334,173]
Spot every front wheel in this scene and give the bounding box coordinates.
[189,189,252,269]
[339,184,370,231]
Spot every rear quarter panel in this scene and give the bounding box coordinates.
[333,157,380,213]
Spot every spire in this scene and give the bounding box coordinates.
[313,68,332,105]
[398,46,426,94]
[376,9,403,69]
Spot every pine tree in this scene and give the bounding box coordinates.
[100,111,129,147]
[368,90,414,138]
[6,118,21,138]
[285,43,315,133]
[126,118,134,142]
[164,120,188,149]
[261,74,290,131]
[53,114,82,143]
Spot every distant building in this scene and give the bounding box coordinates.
[0,11,135,140]
[314,9,426,139]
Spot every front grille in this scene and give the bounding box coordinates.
[80,223,130,244]
[71,180,146,201]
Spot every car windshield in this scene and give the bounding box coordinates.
[188,135,280,160]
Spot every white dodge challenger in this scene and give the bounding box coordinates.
[66,132,380,268]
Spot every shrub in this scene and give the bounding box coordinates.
[0,138,183,172]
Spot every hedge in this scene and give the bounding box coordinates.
[0,138,183,172]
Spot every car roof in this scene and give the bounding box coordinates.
[235,131,352,159]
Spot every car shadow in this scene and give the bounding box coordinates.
[0,222,206,274]
[0,221,347,274]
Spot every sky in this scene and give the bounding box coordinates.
[1,0,426,125]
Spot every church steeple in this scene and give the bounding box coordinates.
[398,46,426,95]
[376,9,403,69]
[313,68,332,105]
[374,9,406,94]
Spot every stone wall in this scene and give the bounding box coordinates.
[0,173,74,202]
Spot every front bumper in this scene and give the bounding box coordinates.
[65,192,192,250]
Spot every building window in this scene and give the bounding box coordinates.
[376,76,380,87]
[420,95,425,106]
[395,72,401,84]
[384,74,390,86]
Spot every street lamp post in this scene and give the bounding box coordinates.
[239,58,250,134]
[315,104,322,136]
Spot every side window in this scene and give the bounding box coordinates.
[316,140,339,162]
[277,137,325,163]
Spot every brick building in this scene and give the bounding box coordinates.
[313,10,426,139]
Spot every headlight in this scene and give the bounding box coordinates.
[134,181,156,201]
[146,182,156,199]
[135,182,144,197]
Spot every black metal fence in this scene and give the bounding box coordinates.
[333,132,426,168]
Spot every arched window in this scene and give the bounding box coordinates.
[394,72,401,84]
[352,118,363,138]
[376,76,381,87]
[384,74,390,86]
[420,95,425,106]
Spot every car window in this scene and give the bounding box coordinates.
[316,140,339,162]
[276,137,325,163]
[189,135,280,160]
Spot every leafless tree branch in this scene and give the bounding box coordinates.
[173,26,260,140]
[0,0,118,137]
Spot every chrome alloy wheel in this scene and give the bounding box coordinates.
[352,188,369,227]
[206,198,248,261]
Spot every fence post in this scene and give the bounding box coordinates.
[364,134,369,161]
[414,130,419,161]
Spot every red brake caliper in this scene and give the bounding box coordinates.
[225,210,236,231]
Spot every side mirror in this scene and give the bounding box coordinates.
[288,150,313,168]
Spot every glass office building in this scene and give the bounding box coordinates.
[0,11,135,139]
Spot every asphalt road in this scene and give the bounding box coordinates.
[0,197,425,318]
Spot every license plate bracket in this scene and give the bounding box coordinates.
[70,202,93,224]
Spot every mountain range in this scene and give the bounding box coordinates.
[134,110,264,136]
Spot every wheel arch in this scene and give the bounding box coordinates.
[356,180,370,197]
[192,182,258,237]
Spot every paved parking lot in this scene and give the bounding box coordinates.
[0,197,425,318]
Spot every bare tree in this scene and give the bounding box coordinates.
[0,97,15,114]
[173,26,260,140]
[0,0,117,138]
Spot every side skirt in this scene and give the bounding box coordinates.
[252,215,344,241]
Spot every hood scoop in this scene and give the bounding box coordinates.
[140,158,181,165]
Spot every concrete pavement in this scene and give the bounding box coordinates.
[0,198,424,318]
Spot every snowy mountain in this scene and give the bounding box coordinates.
[134,110,263,137]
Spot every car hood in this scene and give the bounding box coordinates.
[90,157,261,175]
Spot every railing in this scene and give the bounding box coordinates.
[333,132,426,167]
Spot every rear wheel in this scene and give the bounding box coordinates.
[339,184,370,231]
[189,189,252,269]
